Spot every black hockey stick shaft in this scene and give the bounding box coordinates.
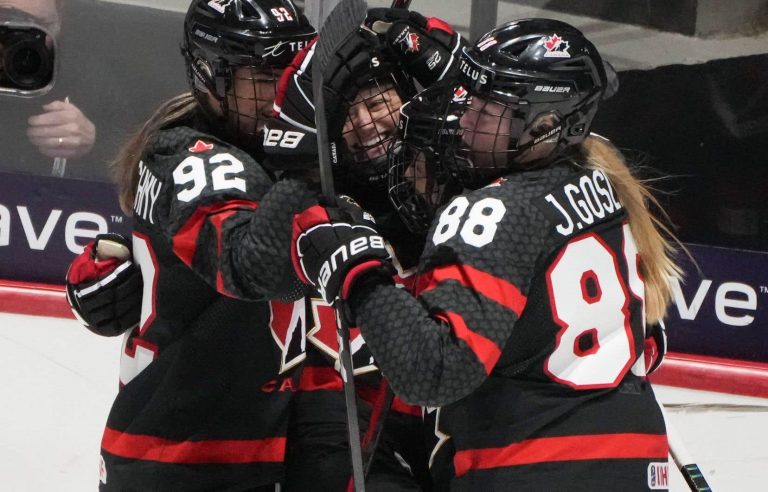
[312,1,370,490]
[390,0,412,8]
[662,405,713,491]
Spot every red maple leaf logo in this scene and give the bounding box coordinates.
[407,32,420,53]
[189,140,214,152]
[545,34,561,51]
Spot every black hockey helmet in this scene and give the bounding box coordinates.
[181,0,315,148]
[272,23,417,209]
[444,18,608,187]
[387,84,463,233]
[325,25,417,202]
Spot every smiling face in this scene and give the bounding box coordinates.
[342,83,403,163]
[225,66,280,137]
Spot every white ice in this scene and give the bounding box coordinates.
[1,312,766,491]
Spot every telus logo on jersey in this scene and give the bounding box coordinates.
[540,169,622,237]
[134,161,163,224]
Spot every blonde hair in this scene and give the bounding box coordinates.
[114,93,198,215]
[580,135,683,324]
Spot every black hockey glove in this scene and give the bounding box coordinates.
[365,8,466,87]
[644,320,668,375]
[65,233,142,337]
[291,196,393,304]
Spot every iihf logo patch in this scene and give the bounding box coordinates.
[647,462,669,489]
[543,33,571,58]
[189,140,214,153]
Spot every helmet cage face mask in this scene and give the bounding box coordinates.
[338,78,405,194]
[388,86,462,234]
[333,47,416,198]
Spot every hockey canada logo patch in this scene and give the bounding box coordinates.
[543,33,571,58]
[394,26,420,53]
[647,462,669,489]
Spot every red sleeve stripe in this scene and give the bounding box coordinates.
[101,427,285,464]
[417,264,527,316]
[172,200,259,268]
[453,432,668,477]
[297,365,343,392]
[208,209,237,296]
[392,396,423,417]
[439,311,501,375]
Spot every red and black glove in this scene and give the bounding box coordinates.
[365,8,466,87]
[644,320,668,375]
[65,233,142,337]
[291,196,392,304]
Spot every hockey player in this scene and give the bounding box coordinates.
[66,1,316,490]
[291,19,680,491]
[66,4,464,490]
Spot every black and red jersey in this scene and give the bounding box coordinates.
[351,160,670,491]
[100,126,313,490]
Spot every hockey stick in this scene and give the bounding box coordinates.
[359,0,417,476]
[661,405,713,491]
[312,1,369,490]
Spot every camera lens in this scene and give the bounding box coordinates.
[5,37,52,89]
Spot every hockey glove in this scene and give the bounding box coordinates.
[66,233,142,337]
[292,196,392,304]
[644,320,668,375]
[365,8,465,87]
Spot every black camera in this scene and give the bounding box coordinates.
[1,8,56,94]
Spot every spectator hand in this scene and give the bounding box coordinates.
[66,233,142,337]
[27,99,96,159]
[365,8,465,87]
[291,196,392,304]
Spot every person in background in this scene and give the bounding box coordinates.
[292,19,681,491]
[0,0,95,173]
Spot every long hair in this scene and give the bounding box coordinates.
[580,135,683,324]
[114,93,198,215]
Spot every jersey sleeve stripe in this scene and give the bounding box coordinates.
[101,427,286,464]
[439,311,502,375]
[392,396,423,417]
[172,200,259,267]
[416,264,527,316]
[453,432,669,477]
